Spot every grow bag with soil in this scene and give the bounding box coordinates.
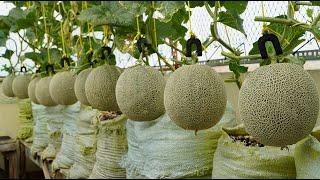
[52,102,80,171]
[16,99,33,141]
[122,101,237,179]
[89,112,128,179]
[31,103,49,155]
[211,124,296,179]
[294,126,320,179]
[40,105,64,160]
[67,105,99,179]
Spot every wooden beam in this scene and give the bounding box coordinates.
[19,141,26,179]
[42,160,51,179]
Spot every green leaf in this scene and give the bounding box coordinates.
[229,59,248,79]
[283,38,305,53]
[223,1,248,14]
[79,2,147,27]
[154,1,185,23]
[312,26,320,41]
[283,55,305,67]
[306,8,313,19]
[311,1,320,6]
[2,49,14,60]
[0,31,8,47]
[218,10,246,36]
[187,1,216,8]
[260,58,271,66]
[2,7,39,32]
[40,48,62,66]
[24,52,43,65]
[156,8,188,44]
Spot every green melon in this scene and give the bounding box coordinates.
[239,63,319,147]
[35,76,57,106]
[28,76,41,104]
[2,75,15,97]
[85,65,121,111]
[12,75,31,99]
[74,68,92,106]
[116,65,166,121]
[164,64,227,131]
[49,71,78,105]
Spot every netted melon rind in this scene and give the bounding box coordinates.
[2,75,15,97]
[74,68,92,106]
[164,64,227,131]
[116,65,166,121]
[85,65,120,111]
[49,71,78,105]
[239,63,319,147]
[35,77,57,106]
[12,75,31,99]
[28,77,41,104]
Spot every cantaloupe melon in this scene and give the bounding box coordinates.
[28,76,41,104]
[35,76,57,106]
[12,75,31,99]
[164,64,227,131]
[116,65,166,121]
[2,74,15,97]
[49,71,78,105]
[74,68,92,106]
[85,65,120,111]
[239,63,319,147]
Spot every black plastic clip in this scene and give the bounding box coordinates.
[60,56,71,68]
[35,66,41,73]
[258,33,283,59]
[86,50,97,66]
[46,64,55,74]
[101,46,112,60]
[20,65,27,73]
[136,38,153,54]
[186,36,202,57]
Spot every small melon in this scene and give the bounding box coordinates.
[239,63,319,147]
[28,77,41,104]
[164,64,227,131]
[35,76,57,106]
[74,68,92,106]
[49,71,78,105]
[12,75,31,99]
[116,65,166,121]
[2,75,15,97]
[85,65,121,111]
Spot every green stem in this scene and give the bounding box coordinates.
[236,80,241,89]
[217,38,239,55]
[152,47,175,71]
[163,40,186,56]
[296,1,313,6]
[287,1,295,19]
[205,1,239,55]
[203,37,216,49]
[281,1,294,44]
[17,32,39,51]
[221,51,261,60]
[255,16,300,26]
[312,13,320,26]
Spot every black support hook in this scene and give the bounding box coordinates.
[136,38,153,54]
[101,46,112,60]
[45,64,55,74]
[20,65,27,73]
[60,56,71,68]
[258,33,283,59]
[186,36,203,57]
